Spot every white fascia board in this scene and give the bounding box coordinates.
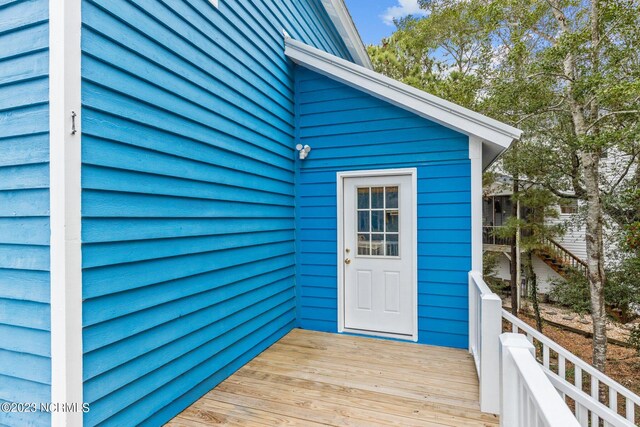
[285,38,522,150]
[50,0,83,424]
[320,0,373,69]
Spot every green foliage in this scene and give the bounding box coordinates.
[549,270,592,314]
[483,252,509,294]
[367,34,438,91]
[629,325,640,356]
[550,259,640,319]
[368,0,498,110]
[607,257,640,319]
[483,251,499,278]
[623,222,640,252]
[489,185,564,252]
[371,0,640,218]
[517,187,563,250]
[482,171,497,191]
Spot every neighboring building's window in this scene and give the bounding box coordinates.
[560,199,578,214]
[357,186,399,257]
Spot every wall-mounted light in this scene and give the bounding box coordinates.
[296,144,311,160]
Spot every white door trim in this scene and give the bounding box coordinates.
[336,168,418,341]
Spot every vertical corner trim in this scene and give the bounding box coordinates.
[469,136,483,274]
[49,0,83,425]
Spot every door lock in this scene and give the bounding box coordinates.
[344,258,352,264]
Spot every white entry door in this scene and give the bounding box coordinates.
[340,171,416,339]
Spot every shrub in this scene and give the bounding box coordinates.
[607,257,640,321]
[624,222,640,251]
[550,259,640,321]
[483,252,510,295]
[549,269,591,314]
[629,325,640,356]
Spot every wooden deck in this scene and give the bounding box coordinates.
[167,329,499,426]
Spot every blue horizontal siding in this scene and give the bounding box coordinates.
[80,0,352,425]
[85,291,295,426]
[0,0,50,425]
[295,66,471,349]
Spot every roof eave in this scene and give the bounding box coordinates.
[285,38,523,153]
[320,0,373,69]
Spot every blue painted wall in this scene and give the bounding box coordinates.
[0,0,51,426]
[79,0,352,425]
[295,66,471,349]
[0,1,473,425]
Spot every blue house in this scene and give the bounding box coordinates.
[20,1,640,426]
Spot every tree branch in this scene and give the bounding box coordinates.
[516,177,582,199]
[545,184,583,199]
[530,25,556,44]
[586,110,640,133]
[526,71,573,81]
[603,152,637,195]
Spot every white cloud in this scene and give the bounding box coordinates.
[381,0,427,26]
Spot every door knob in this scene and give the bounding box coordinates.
[344,258,351,264]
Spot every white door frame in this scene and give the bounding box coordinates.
[336,168,418,341]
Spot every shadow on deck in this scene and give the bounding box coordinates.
[167,329,499,426]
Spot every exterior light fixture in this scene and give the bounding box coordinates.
[296,144,311,160]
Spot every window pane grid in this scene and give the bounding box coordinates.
[356,186,399,257]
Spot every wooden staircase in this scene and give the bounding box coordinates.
[535,236,588,277]
[483,225,588,277]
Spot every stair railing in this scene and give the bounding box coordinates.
[500,333,580,427]
[539,235,588,275]
[503,309,639,426]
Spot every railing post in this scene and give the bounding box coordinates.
[480,291,502,415]
[500,333,535,426]
[468,272,476,355]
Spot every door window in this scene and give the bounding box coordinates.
[356,186,399,257]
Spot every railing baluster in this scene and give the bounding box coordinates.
[609,386,617,413]
[502,308,640,425]
[575,366,582,391]
[591,376,599,426]
[559,355,566,379]
[577,402,589,426]
[626,397,635,421]
[543,345,550,369]
[558,354,567,380]
[519,380,526,426]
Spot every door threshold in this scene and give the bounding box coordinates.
[341,327,417,342]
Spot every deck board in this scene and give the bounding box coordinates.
[167,329,499,426]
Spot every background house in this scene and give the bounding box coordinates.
[483,174,588,294]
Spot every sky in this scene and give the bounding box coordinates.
[344,0,427,45]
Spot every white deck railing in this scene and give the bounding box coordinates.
[469,270,502,414]
[470,270,639,426]
[500,333,580,427]
[503,310,639,426]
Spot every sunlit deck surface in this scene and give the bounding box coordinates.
[167,329,499,426]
